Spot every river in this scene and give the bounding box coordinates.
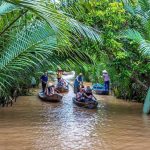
[0,82,150,150]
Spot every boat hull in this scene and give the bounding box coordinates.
[38,92,63,102]
[73,97,98,109]
[93,90,109,95]
[92,83,109,95]
[56,87,69,93]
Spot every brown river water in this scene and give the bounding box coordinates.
[0,86,150,150]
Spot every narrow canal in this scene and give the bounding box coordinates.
[0,84,150,150]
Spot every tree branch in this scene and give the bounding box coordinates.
[131,77,148,90]
[125,64,149,90]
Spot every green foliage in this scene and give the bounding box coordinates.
[62,0,150,101]
[0,0,149,103]
[0,0,103,97]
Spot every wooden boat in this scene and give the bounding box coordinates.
[72,97,98,109]
[38,92,63,102]
[92,83,109,95]
[94,90,109,95]
[56,86,69,93]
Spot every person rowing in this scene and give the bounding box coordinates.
[40,72,48,93]
[82,86,94,102]
[74,73,83,94]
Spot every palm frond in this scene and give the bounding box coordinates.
[140,40,150,55]
[0,0,104,96]
[6,0,102,42]
[0,1,17,16]
[138,0,150,12]
[122,0,150,24]
[0,20,58,94]
[121,29,144,43]
[0,20,57,69]
[67,18,102,43]
[121,29,150,55]
[122,0,136,15]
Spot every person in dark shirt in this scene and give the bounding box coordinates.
[40,72,48,93]
[74,73,83,94]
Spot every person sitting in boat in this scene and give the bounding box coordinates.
[83,86,94,101]
[57,78,68,89]
[46,82,55,96]
[76,87,85,102]
[62,79,69,89]
[57,78,62,87]
[81,85,85,91]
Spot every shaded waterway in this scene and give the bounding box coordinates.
[0,87,150,150]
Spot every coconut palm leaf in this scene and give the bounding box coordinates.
[0,0,103,97]
[0,1,18,15]
[138,0,150,12]
[0,21,56,70]
[123,3,135,15]
[121,0,150,56]
[121,29,144,43]
[122,0,150,23]
[0,21,94,96]
[121,29,150,55]
[140,40,150,55]
[5,0,102,42]
[0,21,58,94]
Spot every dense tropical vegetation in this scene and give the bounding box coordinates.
[0,0,101,103]
[61,0,150,101]
[0,0,149,105]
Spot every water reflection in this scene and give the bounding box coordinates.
[34,88,107,150]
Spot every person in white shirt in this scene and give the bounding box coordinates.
[102,70,110,91]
